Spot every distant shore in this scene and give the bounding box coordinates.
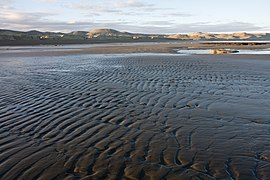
[0,39,178,46]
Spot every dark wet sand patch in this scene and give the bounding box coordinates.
[0,54,270,179]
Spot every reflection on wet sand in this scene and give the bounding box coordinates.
[0,54,270,179]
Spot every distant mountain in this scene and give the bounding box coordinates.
[86,28,165,40]
[87,29,131,38]
[0,29,269,43]
[0,29,64,41]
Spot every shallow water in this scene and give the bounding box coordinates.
[178,48,270,55]
[0,54,270,179]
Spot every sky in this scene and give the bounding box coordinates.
[1,0,270,34]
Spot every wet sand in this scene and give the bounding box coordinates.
[0,51,270,179]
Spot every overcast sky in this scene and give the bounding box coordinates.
[1,0,270,33]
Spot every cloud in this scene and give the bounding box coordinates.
[0,6,55,22]
[37,0,59,2]
[93,21,267,34]
[1,12,267,34]
[167,12,192,17]
[71,3,121,13]
[113,0,152,8]
[0,6,59,30]
[70,0,154,14]
[171,22,267,33]
[69,0,192,24]
[1,7,51,21]
[0,0,13,7]
[0,1,267,33]
[143,21,175,26]
[0,0,13,4]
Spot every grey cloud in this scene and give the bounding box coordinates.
[71,4,122,13]
[69,0,193,23]
[0,8,55,23]
[143,21,175,26]
[69,0,185,16]
[70,0,153,14]
[113,0,153,8]
[0,0,13,7]
[166,12,192,17]
[0,0,13,4]
[39,0,59,2]
[171,22,266,33]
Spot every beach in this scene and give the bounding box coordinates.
[0,46,270,179]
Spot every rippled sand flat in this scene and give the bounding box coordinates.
[0,53,270,179]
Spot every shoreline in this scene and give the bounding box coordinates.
[1,42,270,57]
[0,42,270,56]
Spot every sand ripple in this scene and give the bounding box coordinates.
[0,54,270,179]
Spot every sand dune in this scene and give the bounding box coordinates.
[0,53,270,179]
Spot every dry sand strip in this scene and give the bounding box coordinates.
[0,53,270,179]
